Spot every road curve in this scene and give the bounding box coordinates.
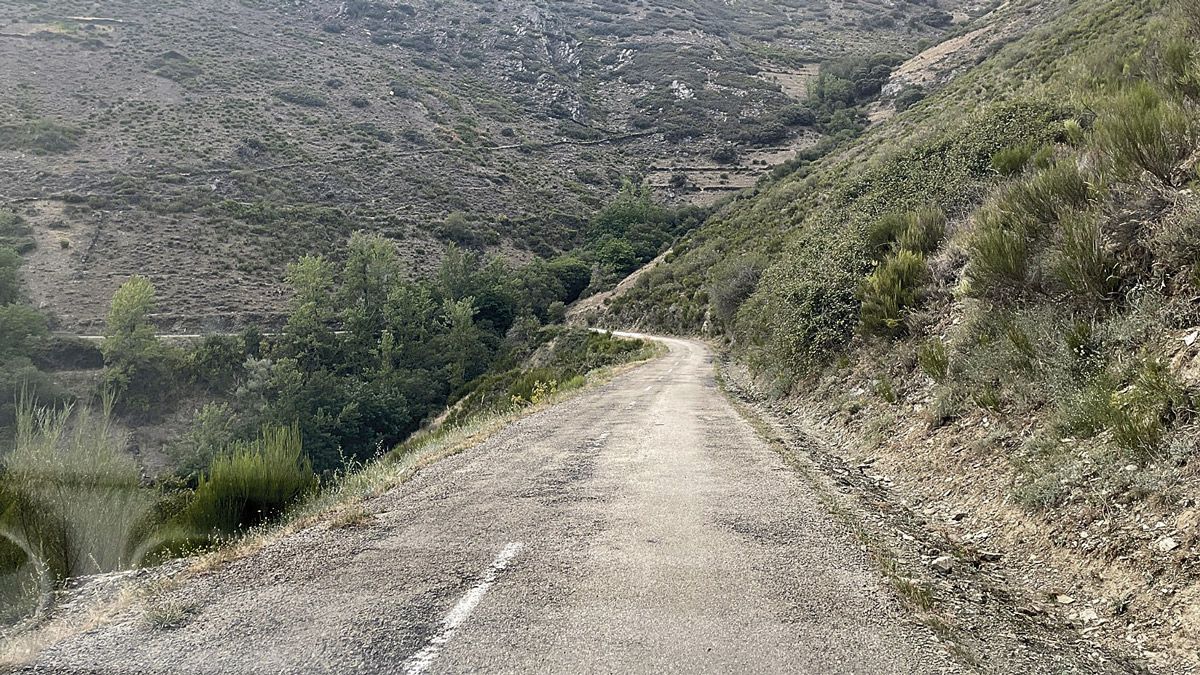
[28,336,955,674]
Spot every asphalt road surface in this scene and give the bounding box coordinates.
[28,336,954,674]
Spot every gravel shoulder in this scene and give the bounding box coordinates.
[25,337,959,674]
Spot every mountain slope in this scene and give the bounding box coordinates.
[0,0,977,331]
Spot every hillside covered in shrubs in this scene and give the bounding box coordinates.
[599,0,1200,667]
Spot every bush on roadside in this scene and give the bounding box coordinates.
[859,249,928,338]
[708,254,767,328]
[181,425,316,538]
[1,399,162,583]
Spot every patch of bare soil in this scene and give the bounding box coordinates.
[647,132,822,206]
[893,25,996,90]
[757,66,820,100]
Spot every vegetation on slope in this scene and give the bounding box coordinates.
[603,0,1200,664]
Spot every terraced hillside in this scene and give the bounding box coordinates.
[0,0,977,331]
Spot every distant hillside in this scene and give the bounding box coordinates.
[0,0,975,331]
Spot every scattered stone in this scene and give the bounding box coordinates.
[1078,607,1100,624]
[931,555,956,574]
[1057,594,1076,605]
[1155,536,1179,553]
[951,511,968,522]
[978,550,1003,562]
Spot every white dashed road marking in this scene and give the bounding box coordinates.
[402,542,525,675]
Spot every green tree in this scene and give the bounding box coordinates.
[546,257,593,304]
[0,247,21,305]
[339,232,402,350]
[436,244,476,301]
[441,297,484,391]
[0,304,48,361]
[282,256,337,370]
[385,282,438,366]
[101,276,176,412]
[102,276,158,366]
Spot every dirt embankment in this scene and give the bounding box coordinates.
[723,344,1200,673]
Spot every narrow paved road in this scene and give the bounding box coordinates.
[30,336,954,674]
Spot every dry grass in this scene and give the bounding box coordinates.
[327,503,373,530]
[0,584,138,668]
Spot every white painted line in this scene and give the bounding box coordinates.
[402,542,525,675]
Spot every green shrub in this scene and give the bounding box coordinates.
[874,373,899,403]
[866,212,910,258]
[1,399,163,583]
[709,254,767,327]
[894,86,926,112]
[0,247,23,305]
[1148,205,1200,273]
[101,278,182,416]
[867,207,945,258]
[896,207,947,255]
[188,335,246,391]
[0,533,25,575]
[991,143,1035,176]
[1155,31,1200,101]
[273,88,329,107]
[1093,82,1197,185]
[917,340,950,383]
[0,120,81,154]
[1063,119,1087,146]
[0,210,35,254]
[1003,160,1094,231]
[740,230,867,374]
[1059,358,1190,455]
[859,250,928,338]
[1107,359,1189,453]
[966,208,1031,298]
[1052,213,1119,300]
[182,425,316,538]
[170,403,240,481]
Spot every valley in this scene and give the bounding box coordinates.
[0,0,977,331]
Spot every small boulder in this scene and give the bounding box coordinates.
[1155,536,1180,553]
[931,556,956,574]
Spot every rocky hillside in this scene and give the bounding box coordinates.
[597,0,1200,670]
[0,0,977,331]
